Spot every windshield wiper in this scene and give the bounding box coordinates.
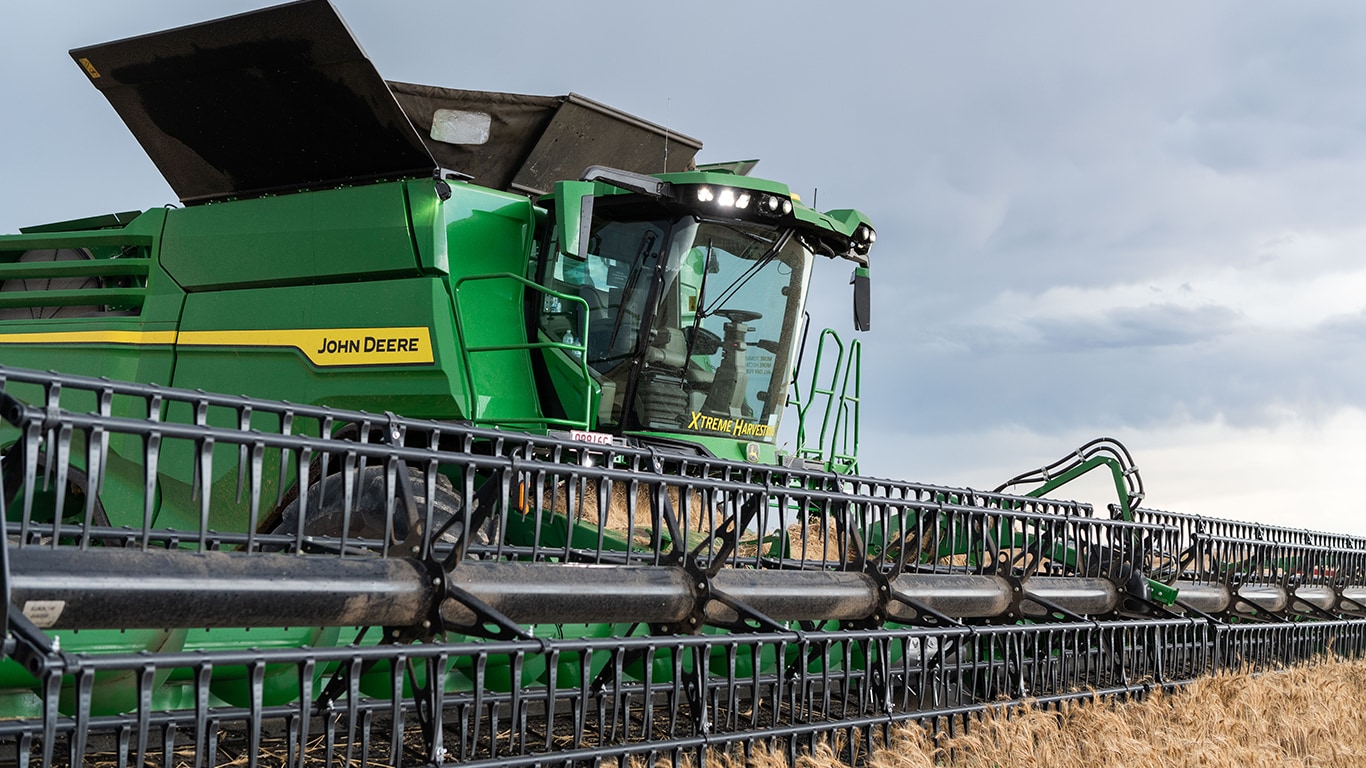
[684,228,793,363]
[701,228,793,316]
[683,239,717,361]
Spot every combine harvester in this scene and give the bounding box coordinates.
[3,2,1366,765]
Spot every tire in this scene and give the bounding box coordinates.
[272,465,466,545]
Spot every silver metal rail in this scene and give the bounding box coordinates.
[3,366,1366,766]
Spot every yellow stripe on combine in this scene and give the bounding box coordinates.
[177,327,433,367]
[0,330,177,346]
[0,327,434,368]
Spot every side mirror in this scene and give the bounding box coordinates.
[852,266,871,332]
[553,180,596,260]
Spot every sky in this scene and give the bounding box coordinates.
[3,2,1366,535]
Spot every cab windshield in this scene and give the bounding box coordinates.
[541,213,813,443]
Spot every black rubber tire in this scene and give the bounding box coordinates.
[272,465,465,544]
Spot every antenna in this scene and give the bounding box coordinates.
[663,97,671,173]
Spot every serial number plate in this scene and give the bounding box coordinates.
[569,429,614,445]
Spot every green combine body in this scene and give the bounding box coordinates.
[0,1,869,528]
[0,3,879,728]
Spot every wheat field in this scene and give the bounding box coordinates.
[664,656,1366,768]
[82,656,1366,766]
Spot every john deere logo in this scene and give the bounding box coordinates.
[177,327,434,367]
[746,443,761,462]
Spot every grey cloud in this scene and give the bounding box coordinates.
[874,317,1366,439]
[1161,9,1366,175]
[903,302,1242,357]
[1026,304,1242,351]
[1314,309,1366,342]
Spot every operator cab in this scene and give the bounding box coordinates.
[538,194,812,445]
[533,169,872,460]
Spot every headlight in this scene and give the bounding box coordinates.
[852,224,875,255]
[682,184,789,218]
[756,193,793,218]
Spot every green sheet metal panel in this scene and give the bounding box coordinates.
[438,183,546,426]
[158,182,422,291]
[171,277,465,411]
[0,208,181,391]
[165,278,465,532]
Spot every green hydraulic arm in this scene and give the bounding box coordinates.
[993,437,1176,604]
[993,436,1145,522]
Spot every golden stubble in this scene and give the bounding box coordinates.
[775,656,1366,768]
[541,478,858,562]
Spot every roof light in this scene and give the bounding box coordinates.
[852,224,876,256]
[685,184,790,218]
[756,193,794,218]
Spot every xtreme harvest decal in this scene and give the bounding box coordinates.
[686,411,776,440]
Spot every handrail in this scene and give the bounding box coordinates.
[0,257,151,279]
[0,231,156,250]
[452,272,593,430]
[827,337,861,471]
[793,328,844,461]
[793,328,861,470]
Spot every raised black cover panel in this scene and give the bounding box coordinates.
[70,0,434,204]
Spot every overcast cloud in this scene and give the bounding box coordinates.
[3,2,1366,533]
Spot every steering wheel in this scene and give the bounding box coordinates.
[685,326,723,355]
[714,309,763,324]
